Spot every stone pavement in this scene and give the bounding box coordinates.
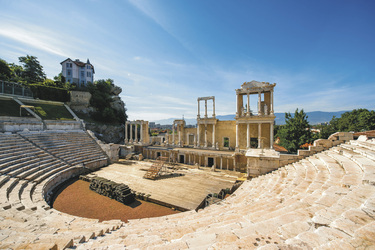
[92,162,240,210]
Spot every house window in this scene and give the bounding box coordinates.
[223,137,229,148]
[67,70,71,76]
[87,72,91,77]
[81,71,84,78]
[86,65,90,69]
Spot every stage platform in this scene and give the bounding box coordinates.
[92,160,241,211]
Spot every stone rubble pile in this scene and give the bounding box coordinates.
[89,177,135,205]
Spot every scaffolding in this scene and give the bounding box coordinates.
[143,156,170,180]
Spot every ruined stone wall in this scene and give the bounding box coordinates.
[0,116,43,132]
[68,91,91,112]
[215,120,236,150]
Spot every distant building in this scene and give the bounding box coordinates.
[60,58,94,88]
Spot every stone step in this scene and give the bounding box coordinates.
[8,179,28,210]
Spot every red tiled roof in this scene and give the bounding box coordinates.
[353,130,375,138]
[273,144,288,152]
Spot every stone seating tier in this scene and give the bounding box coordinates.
[0,133,375,248]
[75,137,375,249]
[19,131,108,167]
[0,132,122,249]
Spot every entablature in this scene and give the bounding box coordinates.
[197,118,218,125]
[236,80,276,95]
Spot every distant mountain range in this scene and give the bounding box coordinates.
[151,111,349,125]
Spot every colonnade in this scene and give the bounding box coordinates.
[236,85,275,118]
[142,147,238,171]
[236,122,274,150]
[125,120,148,144]
[170,120,185,146]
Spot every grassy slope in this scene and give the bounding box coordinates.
[0,99,22,117]
[21,101,74,120]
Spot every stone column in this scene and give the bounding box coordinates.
[135,123,138,142]
[178,124,181,146]
[125,122,128,143]
[140,122,143,143]
[270,90,274,115]
[247,123,250,149]
[212,98,215,117]
[235,123,239,149]
[247,92,250,116]
[236,91,240,117]
[130,123,133,142]
[212,124,216,149]
[258,123,262,149]
[270,123,274,149]
[220,156,223,170]
[172,122,175,145]
[197,99,200,118]
[204,100,208,118]
[258,92,262,115]
[197,123,200,147]
[227,158,229,170]
[233,157,236,171]
[204,124,208,147]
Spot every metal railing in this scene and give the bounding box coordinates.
[0,80,33,98]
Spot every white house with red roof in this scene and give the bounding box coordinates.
[60,58,94,87]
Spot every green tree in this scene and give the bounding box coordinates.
[276,108,313,153]
[53,73,67,88]
[0,58,12,80]
[316,123,336,139]
[18,55,46,84]
[87,79,127,124]
[8,63,24,82]
[330,109,375,132]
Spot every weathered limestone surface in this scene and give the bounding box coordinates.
[0,131,120,249]
[0,133,374,249]
[75,137,375,249]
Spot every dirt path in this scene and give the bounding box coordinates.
[52,180,179,222]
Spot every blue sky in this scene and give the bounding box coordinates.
[1,0,374,121]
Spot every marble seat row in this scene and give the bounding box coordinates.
[76,137,375,249]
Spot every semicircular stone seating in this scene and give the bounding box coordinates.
[0,132,375,249]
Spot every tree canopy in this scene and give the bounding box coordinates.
[0,59,12,80]
[88,79,127,124]
[276,108,313,153]
[18,55,46,84]
[330,109,375,132]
